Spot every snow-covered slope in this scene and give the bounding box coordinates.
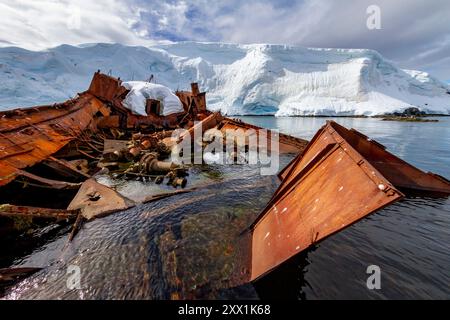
[1,42,449,116]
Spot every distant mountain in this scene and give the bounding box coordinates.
[1,42,449,116]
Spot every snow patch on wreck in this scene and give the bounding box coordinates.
[122,81,184,116]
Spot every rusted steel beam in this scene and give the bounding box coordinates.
[0,147,35,160]
[0,204,79,219]
[0,268,42,283]
[44,156,91,179]
[17,170,82,190]
[250,121,405,281]
[218,118,309,154]
[180,112,223,142]
[68,213,85,242]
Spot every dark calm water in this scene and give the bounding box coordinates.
[3,117,450,300]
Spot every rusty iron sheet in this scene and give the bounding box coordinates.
[279,121,450,194]
[0,268,42,286]
[332,123,450,194]
[96,115,121,128]
[67,179,135,220]
[16,170,82,189]
[0,93,109,187]
[250,121,404,281]
[219,118,309,154]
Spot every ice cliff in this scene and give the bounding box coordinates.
[1,42,449,116]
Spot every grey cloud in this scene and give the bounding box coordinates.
[209,0,450,81]
[0,0,448,81]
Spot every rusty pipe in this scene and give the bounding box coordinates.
[139,153,180,173]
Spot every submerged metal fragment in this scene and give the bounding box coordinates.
[67,179,135,220]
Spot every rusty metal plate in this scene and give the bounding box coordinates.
[67,179,135,220]
[250,121,404,281]
[332,123,450,194]
[88,71,128,102]
[279,121,450,194]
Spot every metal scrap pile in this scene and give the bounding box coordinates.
[99,132,187,188]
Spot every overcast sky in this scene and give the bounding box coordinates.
[0,0,449,82]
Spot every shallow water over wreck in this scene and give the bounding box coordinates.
[4,161,286,299]
[4,116,450,299]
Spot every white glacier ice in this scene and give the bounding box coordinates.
[0,42,449,116]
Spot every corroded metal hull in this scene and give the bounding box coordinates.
[0,93,109,187]
[279,121,450,194]
[250,120,450,281]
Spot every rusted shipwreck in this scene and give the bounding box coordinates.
[250,120,450,280]
[1,72,449,290]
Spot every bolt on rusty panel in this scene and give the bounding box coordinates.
[250,121,405,281]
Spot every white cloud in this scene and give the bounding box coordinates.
[0,0,153,50]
